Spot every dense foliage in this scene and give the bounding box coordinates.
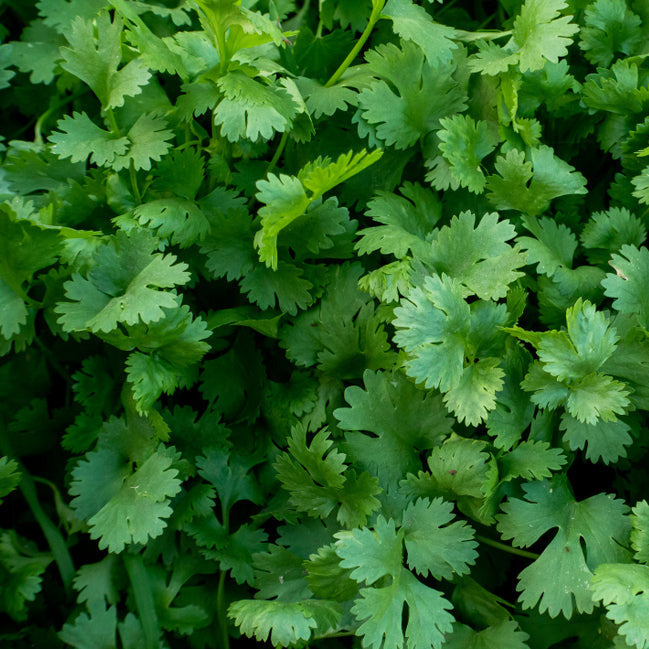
[2,0,649,647]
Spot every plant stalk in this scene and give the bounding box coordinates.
[476,534,540,560]
[325,1,386,87]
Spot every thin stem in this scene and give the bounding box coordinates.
[124,554,161,649]
[129,161,143,204]
[315,17,323,38]
[217,570,230,649]
[453,28,512,42]
[105,106,121,136]
[313,629,358,640]
[0,433,75,594]
[325,1,385,87]
[476,534,540,560]
[216,499,231,649]
[266,132,289,175]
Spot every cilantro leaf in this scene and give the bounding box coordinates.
[579,0,643,67]
[393,274,508,424]
[335,516,455,649]
[55,230,190,333]
[49,112,129,166]
[356,182,441,259]
[445,620,530,649]
[214,72,299,143]
[274,425,381,528]
[228,599,342,648]
[381,0,457,65]
[0,457,21,504]
[559,413,632,464]
[603,244,649,330]
[591,563,649,649]
[497,476,631,617]
[486,145,587,216]
[357,41,467,149]
[518,216,578,277]
[428,115,499,193]
[424,211,527,300]
[512,0,579,73]
[402,434,492,508]
[60,12,150,108]
[126,199,210,248]
[0,530,51,621]
[70,444,182,553]
[254,149,382,269]
[401,497,478,580]
[334,369,452,488]
[631,501,649,564]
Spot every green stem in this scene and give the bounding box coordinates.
[124,554,161,649]
[325,1,385,87]
[216,500,231,649]
[105,106,121,136]
[476,534,540,560]
[129,161,143,204]
[0,433,75,594]
[266,132,289,175]
[217,569,230,649]
[453,28,512,42]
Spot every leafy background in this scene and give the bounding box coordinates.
[1,0,649,647]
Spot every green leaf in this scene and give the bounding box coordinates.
[215,72,299,143]
[486,146,587,216]
[55,230,190,333]
[0,530,52,621]
[59,604,118,649]
[304,544,358,602]
[512,0,579,73]
[255,149,382,269]
[275,425,381,527]
[356,182,441,259]
[591,563,649,649]
[444,620,530,649]
[394,275,508,423]
[429,115,499,193]
[402,433,491,503]
[70,444,182,553]
[559,413,632,464]
[197,447,263,512]
[0,457,21,504]
[579,0,643,67]
[227,599,342,648]
[126,199,210,248]
[381,0,457,65]
[631,501,649,564]
[498,440,567,482]
[518,216,578,277]
[60,12,150,108]
[424,211,527,300]
[581,207,647,263]
[401,497,478,580]
[603,244,649,330]
[357,41,467,149]
[497,476,631,617]
[111,113,174,172]
[352,570,454,649]
[334,370,452,488]
[49,112,129,166]
[335,516,403,584]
